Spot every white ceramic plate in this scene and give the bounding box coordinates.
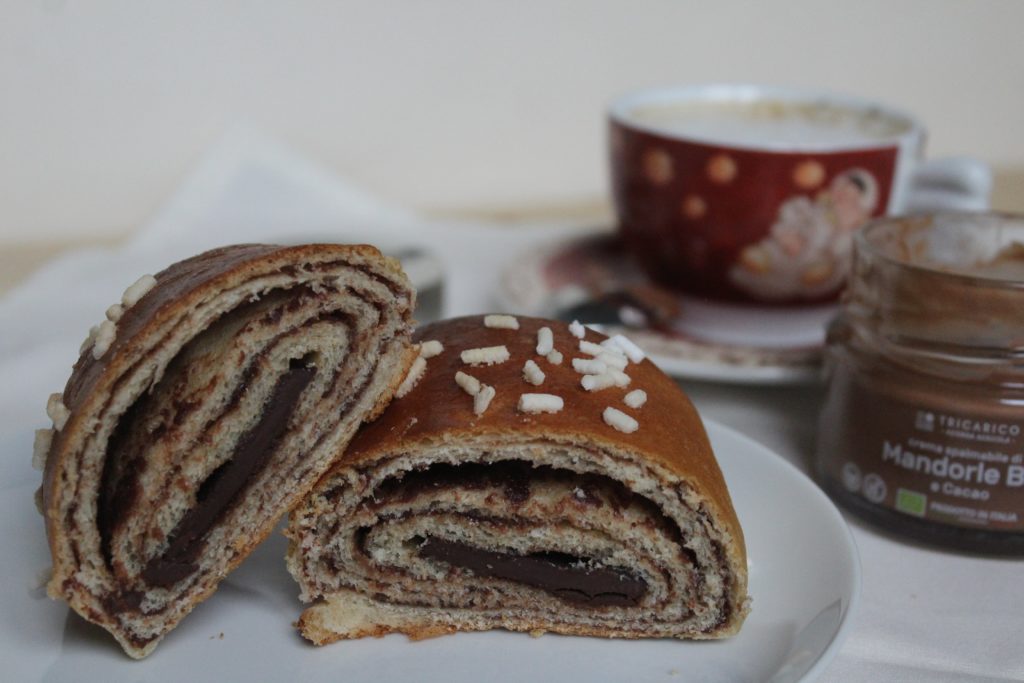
[5,420,859,682]
[497,234,832,385]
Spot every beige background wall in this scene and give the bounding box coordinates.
[2,0,1023,245]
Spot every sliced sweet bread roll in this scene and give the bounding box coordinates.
[286,315,750,644]
[38,244,416,658]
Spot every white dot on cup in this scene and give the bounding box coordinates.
[680,194,707,220]
[643,148,674,185]
[793,159,826,189]
[706,154,738,184]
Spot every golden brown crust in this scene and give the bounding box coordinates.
[290,315,750,643]
[43,243,407,555]
[41,243,416,658]
[296,610,459,646]
[341,315,745,564]
[295,586,743,645]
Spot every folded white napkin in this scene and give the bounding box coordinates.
[0,126,587,430]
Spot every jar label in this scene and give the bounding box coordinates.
[822,376,1024,531]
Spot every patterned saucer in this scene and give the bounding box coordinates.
[497,233,834,385]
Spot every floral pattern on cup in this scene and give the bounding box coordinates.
[729,168,879,300]
[610,123,898,304]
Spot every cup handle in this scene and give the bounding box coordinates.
[902,157,993,213]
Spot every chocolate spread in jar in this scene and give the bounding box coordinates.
[817,213,1024,554]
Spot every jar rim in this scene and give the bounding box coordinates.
[855,212,1024,292]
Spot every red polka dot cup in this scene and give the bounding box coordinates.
[609,85,992,304]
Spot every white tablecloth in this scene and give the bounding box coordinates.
[2,129,1021,682]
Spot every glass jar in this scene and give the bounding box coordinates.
[817,212,1024,554]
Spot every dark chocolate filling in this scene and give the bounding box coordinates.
[357,461,702,609]
[141,361,316,587]
[365,461,640,512]
[97,399,147,570]
[96,290,319,573]
[417,537,647,606]
[75,267,402,632]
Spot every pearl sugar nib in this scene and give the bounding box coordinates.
[578,340,606,357]
[572,358,606,375]
[536,327,554,355]
[474,385,496,415]
[461,345,510,366]
[46,393,70,431]
[122,274,157,308]
[603,407,639,434]
[92,320,117,360]
[522,360,545,386]
[581,373,616,392]
[518,393,564,414]
[455,371,482,396]
[484,314,519,330]
[624,389,647,409]
[603,334,646,364]
[597,352,628,371]
[419,340,444,358]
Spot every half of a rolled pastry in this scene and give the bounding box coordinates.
[36,244,415,658]
[286,315,749,644]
